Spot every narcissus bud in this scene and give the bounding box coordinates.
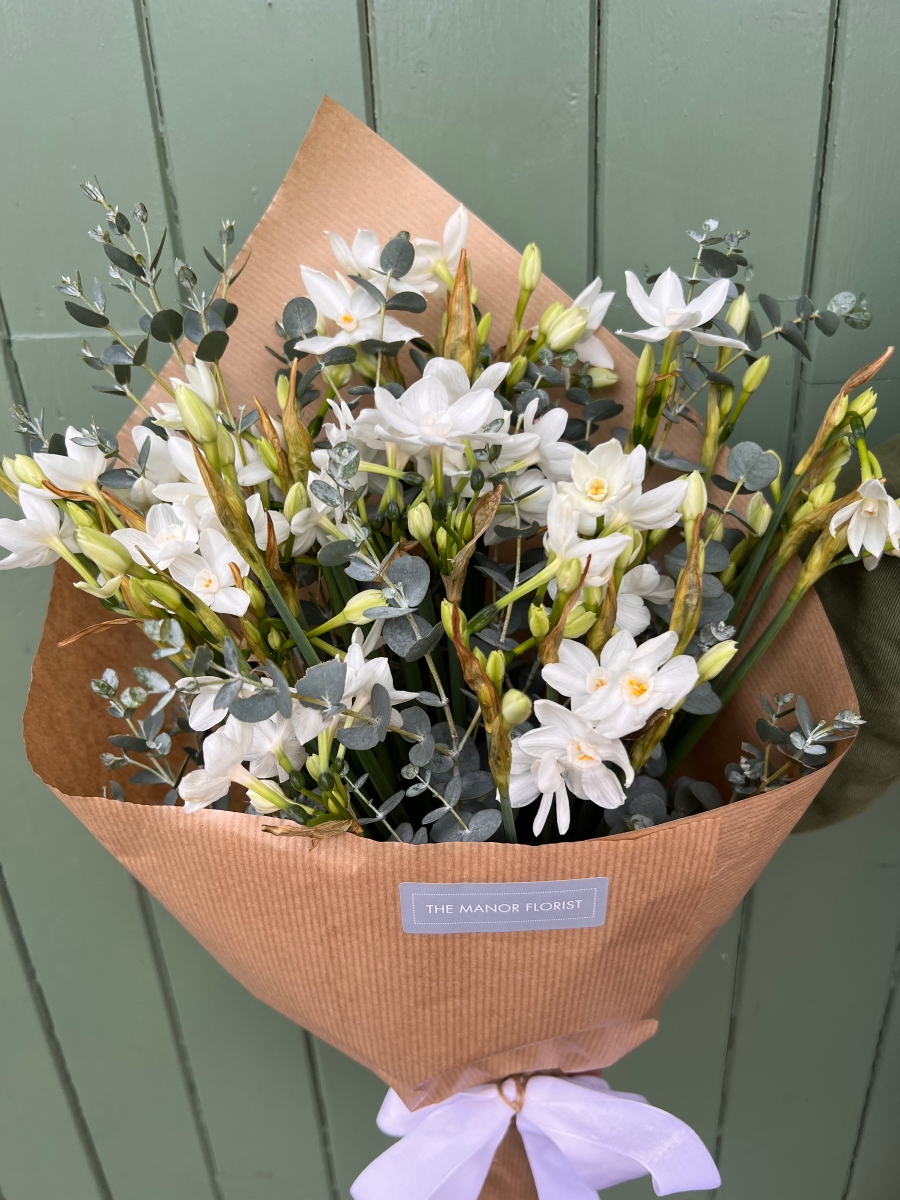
[563,604,595,638]
[528,603,550,640]
[556,556,583,597]
[267,628,284,651]
[407,503,433,544]
[242,576,266,618]
[174,382,219,445]
[341,589,383,626]
[76,528,133,577]
[441,598,465,641]
[501,689,532,731]
[276,373,290,410]
[681,471,707,529]
[848,387,877,416]
[66,501,100,529]
[283,481,308,522]
[696,639,739,684]
[586,366,618,389]
[506,355,528,388]
[257,439,279,474]
[808,481,836,508]
[485,649,505,692]
[519,243,542,293]
[739,354,770,399]
[142,579,183,611]
[473,646,488,673]
[582,586,603,611]
[324,362,353,391]
[476,312,492,346]
[538,302,565,338]
[12,454,45,488]
[216,422,235,467]
[635,342,656,391]
[746,491,773,536]
[543,306,589,353]
[725,292,751,338]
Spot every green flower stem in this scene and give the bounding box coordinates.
[728,471,803,618]
[667,586,804,774]
[255,562,320,666]
[54,542,101,586]
[467,560,559,634]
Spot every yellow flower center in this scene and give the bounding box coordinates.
[339,312,357,329]
[625,676,649,699]
[586,476,608,500]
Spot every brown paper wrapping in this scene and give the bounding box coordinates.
[24,99,856,1195]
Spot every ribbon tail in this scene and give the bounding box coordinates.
[517,1117,598,1200]
[351,1093,512,1200]
[524,1076,721,1195]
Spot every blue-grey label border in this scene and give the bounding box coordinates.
[399,877,609,934]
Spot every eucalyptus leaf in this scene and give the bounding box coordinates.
[229,690,281,722]
[409,734,435,767]
[383,614,430,657]
[405,622,445,662]
[380,235,415,279]
[65,301,109,328]
[196,330,229,362]
[336,723,380,751]
[214,679,243,710]
[317,540,355,566]
[265,660,294,718]
[464,809,503,841]
[778,321,811,361]
[328,442,361,483]
[129,770,169,786]
[699,248,737,278]
[385,291,427,313]
[680,682,722,715]
[295,660,347,708]
[725,441,781,490]
[384,555,431,606]
[689,781,723,810]
[370,682,392,741]
[283,296,318,339]
[757,293,781,328]
[309,479,342,508]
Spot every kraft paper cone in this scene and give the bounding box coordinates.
[24,99,856,1196]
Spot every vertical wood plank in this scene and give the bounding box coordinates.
[0,566,217,1200]
[793,0,900,456]
[367,0,597,297]
[596,0,834,459]
[144,0,370,296]
[714,787,900,1199]
[0,875,104,1200]
[604,916,742,1200]
[311,1041,394,1200]
[149,900,334,1200]
[845,919,900,1199]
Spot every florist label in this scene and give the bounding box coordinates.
[399,878,609,934]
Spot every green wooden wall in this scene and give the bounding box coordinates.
[1,2,898,1196]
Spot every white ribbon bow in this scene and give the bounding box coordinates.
[351,1074,721,1200]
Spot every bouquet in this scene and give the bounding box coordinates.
[12,101,897,1198]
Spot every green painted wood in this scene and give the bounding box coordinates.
[0,564,217,1199]
[714,786,900,1198]
[310,1041,393,1200]
[144,0,371,297]
[0,1,172,337]
[367,0,597,298]
[149,898,334,1200]
[604,914,742,1200]
[596,0,835,461]
[793,0,900,454]
[845,909,900,1199]
[0,876,104,1200]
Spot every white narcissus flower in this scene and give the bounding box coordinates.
[829,478,900,563]
[153,435,217,528]
[178,716,289,815]
[615,564,676,636]
[570,277,616,369]
[292,268,420,355]
[154,359,218,429]
[408,205,469,291]
[544,493,632,590]
[288,469,345,555]
[339,631,418,719]
[326,227,407,295]
[371,374,497,454]
[0,491,79,569]
[560,439,646,524]
[574,629,699,736]
[248,712,307,783]
[128,426,183,510]
[540,638,618,712]
[169,529,250,616]
[34,426,106,494]
[509,699,633,835]
[483,468,554,545]
[112,503,199,570]
[184,678,254,732]
[617,269,749,351]
[246,493,290,551]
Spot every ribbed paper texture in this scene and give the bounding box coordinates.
[24,99,856,1198]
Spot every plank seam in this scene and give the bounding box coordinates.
[304,1035,342,1200]
[710,890,755,1199]
[841,930,900,1199]
[593,0,609,283]
[587,0,601,285]
[0,863,114,1200]
[356,0,378,132]
[135,884,223,1200]
[130,0,188,268]
[0,288,31,444]
[786,0,843,469]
